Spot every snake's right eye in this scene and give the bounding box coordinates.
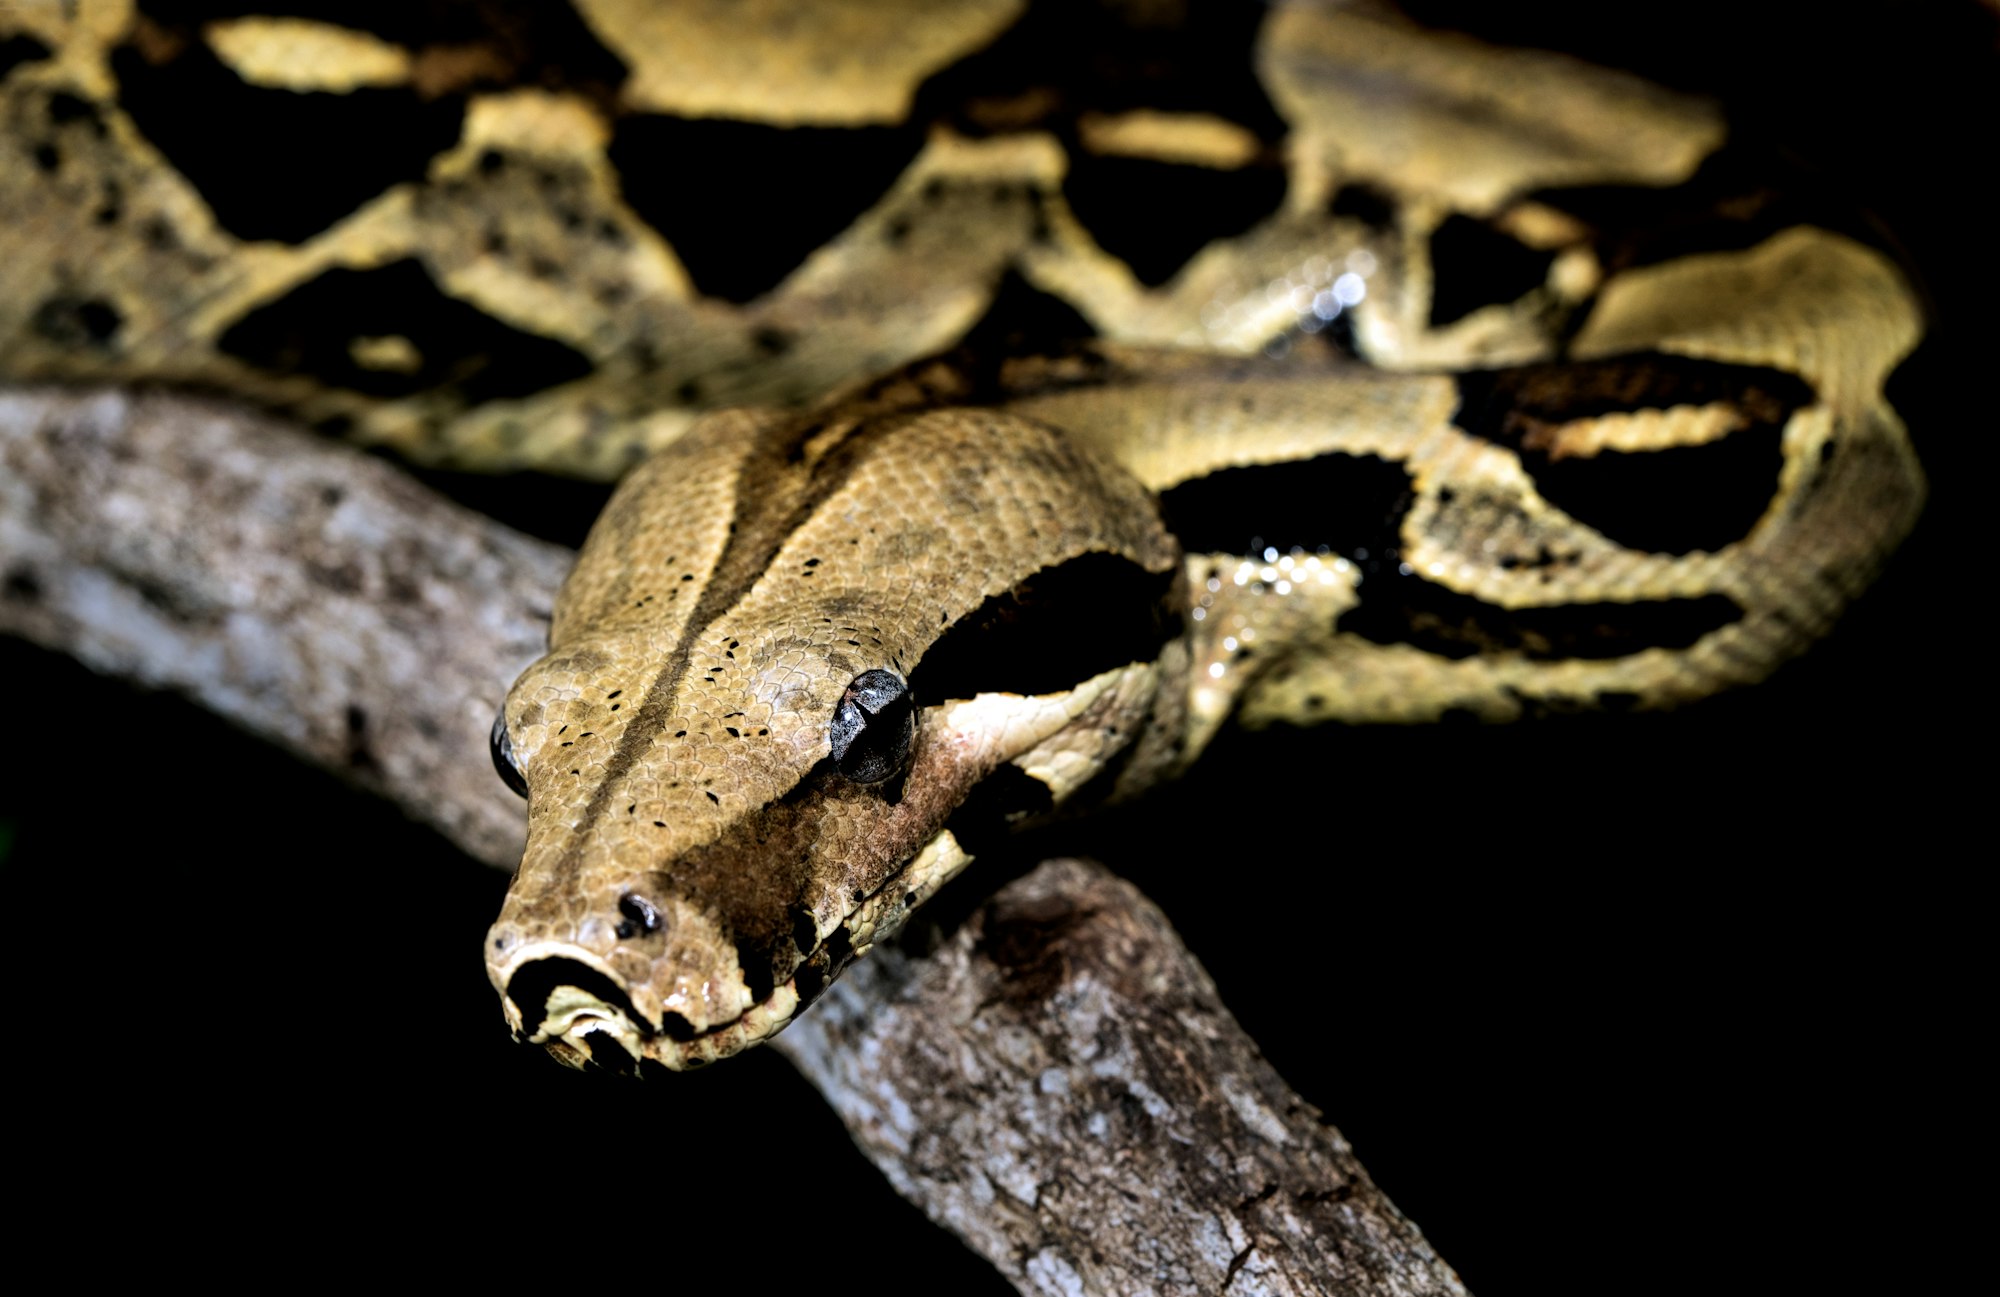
[828,669,916,784]
[490,707,529,799]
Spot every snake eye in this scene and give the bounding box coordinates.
[490,706,529,799]
[828,669,916,783]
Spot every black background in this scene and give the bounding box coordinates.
[1,4,1986,1292]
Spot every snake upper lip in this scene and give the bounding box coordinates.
[517,842,933,1060]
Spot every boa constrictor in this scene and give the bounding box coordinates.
[0,1,1925,1073]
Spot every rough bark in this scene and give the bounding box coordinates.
[774,860,1466,1296]
[0,386,554,868]
[0,386,1464,1296]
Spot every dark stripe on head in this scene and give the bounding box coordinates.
[550,412,908,879]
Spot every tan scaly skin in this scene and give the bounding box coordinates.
[488,219,1923,1071]
[487,398,1186,1069]
[0,3,1929,1070]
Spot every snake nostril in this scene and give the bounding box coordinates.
[617,892,662,938]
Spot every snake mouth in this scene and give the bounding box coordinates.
[498,827,976,1073]
[505,957,642,1041]
[501,946,806,1073]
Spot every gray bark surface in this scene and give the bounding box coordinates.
[0,385,1463,1296]
[0,387,554,868]
[776,859,1466,1296]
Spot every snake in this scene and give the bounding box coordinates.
[0,2,1926,1073]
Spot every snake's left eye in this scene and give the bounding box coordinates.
[829,669,916,783]
[490,706,529,799]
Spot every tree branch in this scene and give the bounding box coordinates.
[776,859,1464,1295]
[0,387,555,869]
[0,386,1463,1296]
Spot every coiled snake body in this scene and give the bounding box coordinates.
[0,2,1928,1073]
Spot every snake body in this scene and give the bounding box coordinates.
[487,225,1921,1070]
[0,2,1927,1071]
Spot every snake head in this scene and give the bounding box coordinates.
[484,404,1180,1071]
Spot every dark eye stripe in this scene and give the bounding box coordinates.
[909,551,1177,705]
